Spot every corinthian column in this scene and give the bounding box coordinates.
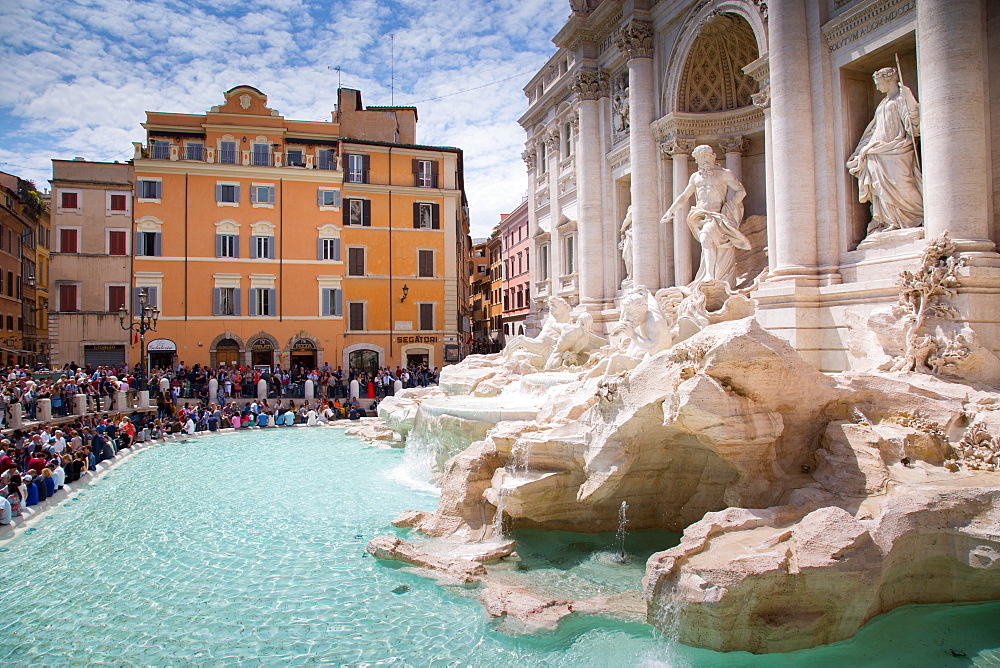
[663,138,695,286]
[572,68,609,305]
[616,21,661,290]
[918,0,993,252]
[767,0,819,281]
[719,136,748,182]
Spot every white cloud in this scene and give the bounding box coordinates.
[0,0,566,236]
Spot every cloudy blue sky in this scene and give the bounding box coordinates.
[0,0,569,237]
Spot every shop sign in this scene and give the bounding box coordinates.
[84,344,124,352]
[147,339,177,352]
[251,338,274,351]
[292,338,315,350]
[397,336,438,344]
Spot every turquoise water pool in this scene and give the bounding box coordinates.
[1,428,998,665]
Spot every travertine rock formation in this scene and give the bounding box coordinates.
[372,313,1000,653]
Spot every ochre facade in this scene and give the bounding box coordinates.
[131,86,469,374]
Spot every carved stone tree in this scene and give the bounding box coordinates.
[888,233,965,372]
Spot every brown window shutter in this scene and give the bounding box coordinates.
[431,160,439,188]
[412,158,420,187]
[413,202,421,228]
[362,154,370,183]
[432,203,440,229]
[342,199,350,226]
[362,199,371,226]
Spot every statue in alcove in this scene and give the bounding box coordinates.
[618,205,633,283]
[661,145,751,288]
[847,66,923,235]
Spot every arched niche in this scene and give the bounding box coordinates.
[662,2,769,114]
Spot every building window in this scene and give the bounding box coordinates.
[137,180,162,200]
[250,288,275,316]
[252,143,271,167]
[419,303,434,331]
[539,142,546,173]
[136,231,162,257]
[219,141,238,164]
[108,230,127,256]
[318,188,341,208]
[4,316,10,330]
[565,236,575,274]
[348,302,365,330]
[5,272,11,297]
[132,287,159,312]
[321,288,343,316]
[319,238,341,261]
[413,159,438,188]
[185,143,204,161]
[213,287,241,316]
[286,149,305,167]
[540,244,549,280]
[58,228,79,254]
[418,249,434,277]
[216,234,239,258]
[251,185,275,205]
[216,184,240,204]
[347,247,365,276]
[109,194,127,213]
[60,191,79,210]
[344,199,371,227]
[58,284,79,312]
[252,235,273,259]
[151,141,170,160]
[108,285,126,312]
[413,202,439,229]
[317,149,335,171]
[563,122,572,155]
[346,154,368,183]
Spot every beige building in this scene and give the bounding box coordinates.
[49,159,134,368]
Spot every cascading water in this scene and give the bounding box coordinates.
[492,438,534,540]
[852,407,872,426]
[612,501,629,564]
[387,412,440,494]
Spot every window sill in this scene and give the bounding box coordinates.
[137,199,161,204]
[217,202,239,207]
[252,203,274,209]
[319,206,341,212]
[106,210,129,216]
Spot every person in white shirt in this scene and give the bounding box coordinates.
[0,494,11,525]
[183,417,196,435]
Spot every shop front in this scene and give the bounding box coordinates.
[250,337,275,371]
[147,338,176,371]
[289,338,317,370]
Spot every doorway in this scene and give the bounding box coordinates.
[289,339,317,370]
[348,349,378,378]
[406,350,429,368]
[250,337,274,371]
[216,338,240,368]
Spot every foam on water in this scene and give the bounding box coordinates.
[0,428,997,665]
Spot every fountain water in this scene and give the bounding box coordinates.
[852,407,872,426]
[492,437,535,540]
[612,501,629,564]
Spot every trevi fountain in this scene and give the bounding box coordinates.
[362,0,1000,659]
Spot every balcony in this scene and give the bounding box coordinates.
[133,142,339,172]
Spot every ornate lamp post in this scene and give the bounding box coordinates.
[119,288,160,380]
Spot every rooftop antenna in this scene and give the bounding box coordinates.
[390,34,395,105]
[328,65,342,89]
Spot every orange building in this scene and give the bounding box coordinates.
[131,86,470,375]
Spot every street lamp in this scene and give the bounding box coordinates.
[119,288,160,381]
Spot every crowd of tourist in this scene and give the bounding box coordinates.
[0,359,438,525]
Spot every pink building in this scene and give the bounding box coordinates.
[499,199,530,340]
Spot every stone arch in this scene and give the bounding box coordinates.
[284,329,321,350]
[210,331,245,350]
[662,2,768,114]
